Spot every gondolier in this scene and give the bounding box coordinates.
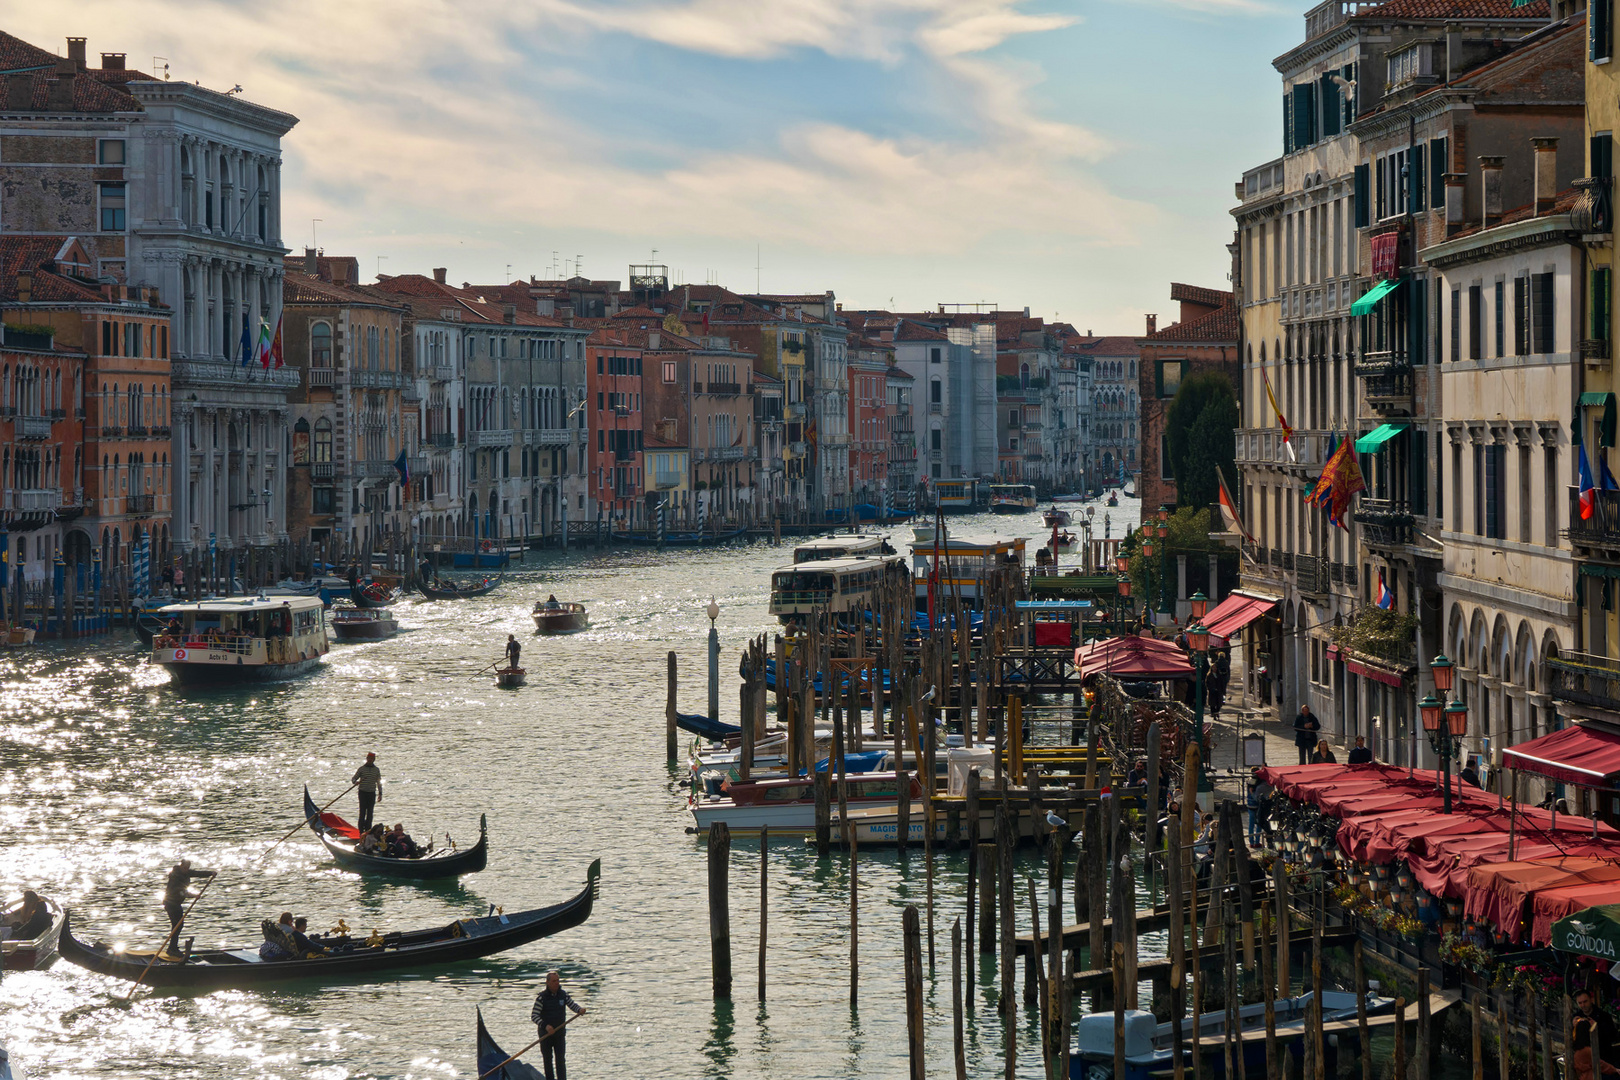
[505,635,522,669]
[352,753,383,832]
[530,970,586,1080]
[163,859,215,941]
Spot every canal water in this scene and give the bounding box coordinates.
[0,504,1156,1080]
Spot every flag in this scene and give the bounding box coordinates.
[1603,450,1619,493]
[1376,570,1393,610]
[239,312,253,367]
[393,448,410,487]
[1579,442,1597,521]
[257,319,273,369]
[1304,433,1366,530]
[1261,365,1295,460]
[1217,466,1254,544]
[271,314,285,368]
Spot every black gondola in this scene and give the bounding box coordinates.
[609,528,747,547]
[303,787,488,878]
[349,582,396,609]
[419,574,503,600]
[477,1008,545,1079]
[57,859,600,990]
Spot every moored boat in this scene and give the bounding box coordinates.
[2,625,35,648]
[303,787,487,878]
[150,594,329,686]
[331,606,400,642]
[56,860,601,989]
[689,770,923,835]
[495,666,526,688]
[532,600,588,634]
[420,574,502,600]
[1,893,64,970]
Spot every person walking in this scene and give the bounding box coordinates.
[163,859,215,947]
[1293,704,1321,765]
[352,753,383,832]
[1348,736,1374,765]
[530,969,586,1080]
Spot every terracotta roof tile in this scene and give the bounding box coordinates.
[1169,283,1230,309]
[1142,298,1239,344]
[283,271,407,310]
[1069,336,1141,354]
[1354,0,1547,18]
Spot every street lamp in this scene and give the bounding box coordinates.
[1156,510,1171,619]
[707,597,721,723]
[1115,573,1132,635]
[1422,654,1466,813]
[1187,616,1212,798]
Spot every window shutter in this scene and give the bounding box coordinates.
[1410,277,1427,365]
[1319,73,1341,138]
[1597,268,1614,343]
[1413,429,1428,516]
[1594,0,1613,63]
[1353,164,1370,229]
[1411,143,1425,210]
[1514,276,1529,356]
[1429,137,1447,210]
[1284,93,1293,155]
[1594,134,1615,180]
[1342,63,1357,125]
[1450,288,1462,362]
[1533,272,1555,354]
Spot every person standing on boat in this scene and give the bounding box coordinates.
[531,970,586,1080]
[163,859,215,943]
[352,753,383,832]
[504,635,522,670]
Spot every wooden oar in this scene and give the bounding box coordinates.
[258,782,359,863]
[472,658,504,677]
[121,868,220,1001]
[477,1011,586,1079]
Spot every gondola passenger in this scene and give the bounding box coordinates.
[357,824,388,855]
[5,891,52,940]
[386,823,421,859]
[290,917,325,958]
[259,912,296,960]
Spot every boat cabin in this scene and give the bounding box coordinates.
[768,555,910,624]
[988,484,1037,513]
[151,595,329,683]
[910,534,1028,609]
[934,478,978,513]
[792,534,891,564]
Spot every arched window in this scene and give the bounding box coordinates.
[313,418,333,463]
[311,322,333,367]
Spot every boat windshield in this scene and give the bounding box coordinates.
[772,570,835,606]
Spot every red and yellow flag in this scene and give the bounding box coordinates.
[1261,365,1294,456]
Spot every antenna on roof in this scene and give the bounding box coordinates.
[153,56,169,80]
[506,263,512,281]
[755,243,761,293]
[312,219,322,250]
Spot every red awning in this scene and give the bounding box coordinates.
[1075,635,1193,679]
[1345,657,1408,687]
[1503,723,1620,787]
[1531,881,1620,946]
[1201,592,1277,640]
[1371,231,1400,279]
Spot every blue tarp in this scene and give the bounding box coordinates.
[814,751,888,774]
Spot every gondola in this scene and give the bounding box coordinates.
[57,859,600,989]
[349,581,396,609]
[495,667,527,689]
[303,787,487,878]
[609,527,747,547]
[675,711,741,741]
[477,1008,546,1080]
[419,573,503,600]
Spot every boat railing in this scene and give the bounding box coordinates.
[159,634,258,655]
[770,589,834,607]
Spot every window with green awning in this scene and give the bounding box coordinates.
[1350,278,1403,317]
[1580,391,1617,448]
[1354,423,1409,453]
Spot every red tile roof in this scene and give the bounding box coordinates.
[1169,283,1230,310]
[1355,0,1547,18]
[1142,298,1239,344]
[894,321,948,342]
[1438,187,1582,242]
[1069,336,1140,355]
[284,271,407,310]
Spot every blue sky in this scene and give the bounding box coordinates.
[23,1,1304,331]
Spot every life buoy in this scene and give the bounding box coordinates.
[481,540,493,552]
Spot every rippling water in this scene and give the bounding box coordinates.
[0,503,1154,1080]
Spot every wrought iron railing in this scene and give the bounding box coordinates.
[1547,652,1620,712]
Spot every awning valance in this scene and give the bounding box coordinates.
[1201,592,1278,639]
[1580,391,1618,448]
[1350,278,1402,316]
[1354,423,1409,453]
[1503,723,1620,787]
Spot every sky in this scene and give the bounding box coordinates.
[19,1,1304,333]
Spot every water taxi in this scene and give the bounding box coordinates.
[988,483,1037,514]
[689,771,924,835]
[934,478,978,514]
[791,533,892,564]
[150,594,329,686]
[532,599,588,634]
[767,554,910,625]
[910,533,1027,609]
[331,606,399,642]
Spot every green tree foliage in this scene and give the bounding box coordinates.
[1165,371,1238,511]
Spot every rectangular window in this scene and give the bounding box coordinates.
[1519,443,1532,543]
[1494,281,1506,357]
[99,182,126,231]
[101,320,112,356]
[1594,133,1615,181]
[931,429,942,451]
[1429,137,1448,210]
[312,488,334,515]
[1546,444,1559,546]
[1596,268,1613,343]
[1452,443,1463,531]
[663,361,676,383]
[1483,444,1506,539]
[1468,285,1482,360]
[1532,272,1555,354]
[1450,288,1461,361]
[1353,164,1370,229]
[98,139,126,165]
[1157,359,1185,398]
[930,348,941,364]
[1594,0,1613,63]
[1514,276,1530,355]
[1413,429,1428,516]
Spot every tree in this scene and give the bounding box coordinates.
[1164,370,1238,512]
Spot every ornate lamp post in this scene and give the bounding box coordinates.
[707,597,721,723]
[1419,654,1468,813]
[1141,531,1155,627]
[1156,509,1172,617]
[1188,588,1212,797]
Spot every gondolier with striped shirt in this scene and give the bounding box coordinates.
[531,970,586,1080]
[352,753,383,833]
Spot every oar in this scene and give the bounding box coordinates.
[259,782,359,864]
[477,1011,586,1080]
[121,867,220,1001]
[472,658,502,677]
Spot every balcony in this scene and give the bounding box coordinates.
[125,494,155,514]
[524,428,571,445]
[1354,498,1415,548]
[96,425,124,439]
[431,363,456,381]
[152,425,171,438]
[1295,553,1328,596]
[1304,2,1381,47]
[429,432,457,449]
[1547,652,1620,714]
[473,428,509,448]
[19,414,51,439]
[360,460,397,479]
[307,367,336,389]
[712,446,747,462]
[310,461,336,482]
[1569,488,1620,549]
[1582,339,1612,364]
[655,470,684,489]
[5,488,60,512]
[406,455,428,477]
[707,382,742,396]
[127,425,149,437]
[1355,352,1413,411]
[929,401,942,414]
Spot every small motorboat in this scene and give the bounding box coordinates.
[303,787,486,879]
[1043,507,1072,528]
[495,666,527,689]
[1,892,64,969]
[532,600,588,634]
[1,625,35,648]
[331,606,400,642]
[57,861,600,990]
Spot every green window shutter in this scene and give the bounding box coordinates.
[1411,143,1425,210]
[1594,133,1614,180]
[1410,276,1427,365]
[1342,63,1357,125]
[1595,268,1612,343]
[1353,164,1370,228]
[1594,0,1613,62]
[1429,137,1447,210]
[1284,94,1293,155]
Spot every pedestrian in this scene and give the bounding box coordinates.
[173,561,185,598]
[1348,735,1373,765]
[161,561,175,595]
[1246,767,1272,845]
[530,969,587,1080]
[504,634,522,670]
[1460,756,1482,788]
[352,752,383,833]
[1312,742,1337,764]
[163,858,215,947]
[1293,704,1321,765]
[1573,988,1620,1078]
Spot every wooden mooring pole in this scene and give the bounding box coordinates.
[708,821,732,1000]
[952,917,967,1080]
[904,905,925,1080]
[666,651,678,764]
[758,826,768,1002]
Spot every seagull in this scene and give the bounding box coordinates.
[1045,811,1066,830]
[921,685,937,703]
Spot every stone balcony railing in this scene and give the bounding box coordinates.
[19,415,51,439]
[6,488,61,512]
[307,367,336,388]
[310,461,337,482]
[472,428,509,448]
[524,428,571,445]
[428,432,457,449]
[125,493,156,514]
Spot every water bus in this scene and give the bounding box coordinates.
[910,532,1027,609]
[767,554,910,625]
[934,478,979,513]
[988,483,1037,514]
[150,595,329,686]
[791,533,892,564]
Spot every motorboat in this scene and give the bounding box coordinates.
[1042,507,1072,528]
[1,893,63,970]
[689,770,924,835]
[988,484,1038,514]
[331,606,399,642]
[532,600,588,634]
[150,595,329,686]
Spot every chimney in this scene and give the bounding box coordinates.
[46,73,74,108]
[1533,137,1559,215]
[1480,156,1505,228]
[7,76,32,110]
[502,303,516,324]
[100,53,126,71]
[432,267,447,285]
[1445,172,1467,234]
[17,273,32,304]
[304,246,318,275]
[1145,313,1158,335]
[66,37,86,67]
[330,259,350,285]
